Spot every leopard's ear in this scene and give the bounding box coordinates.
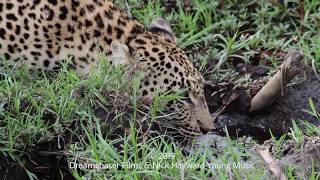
[148,17,176,44]
[109,41,132,65]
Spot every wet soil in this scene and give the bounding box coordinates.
[278,136,320,177]
[206,75,320,142]
[187,74,320,178]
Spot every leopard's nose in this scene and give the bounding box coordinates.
[197,120,210,134]
[199,126,209,134]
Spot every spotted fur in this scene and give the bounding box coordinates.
[0,0,214,138]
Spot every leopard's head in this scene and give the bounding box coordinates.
[111,18,214,138]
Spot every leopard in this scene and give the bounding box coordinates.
[0,0,214,138]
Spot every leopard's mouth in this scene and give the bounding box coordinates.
[178,126,202,138]
[199,126,209,134]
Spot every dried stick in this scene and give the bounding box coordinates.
[256,145,286,180]
[250,49,304,112]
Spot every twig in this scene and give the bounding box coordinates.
[212,92,240,122]
[255,145,286,180]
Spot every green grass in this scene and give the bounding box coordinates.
[1,0,320,179]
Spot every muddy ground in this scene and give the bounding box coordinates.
[189,73,320,178]
[210,74,320,141]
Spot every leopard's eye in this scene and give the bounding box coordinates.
[180,91,192,104]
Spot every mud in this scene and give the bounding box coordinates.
[185,74,320,178]
[207,75,320,142]
[279,136,320,178]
